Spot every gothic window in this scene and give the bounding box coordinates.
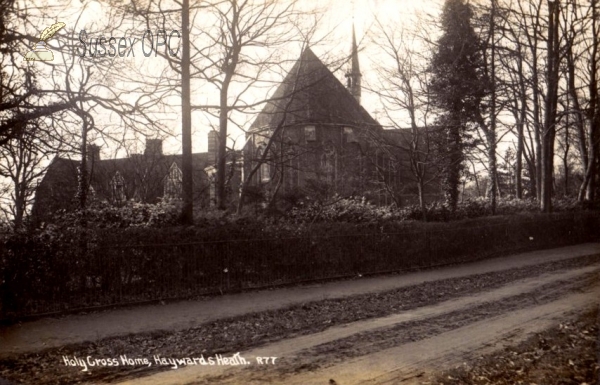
[110,171,126,205]
[321,143,337,184]
[256,146,270,183]
[164,162,183,199]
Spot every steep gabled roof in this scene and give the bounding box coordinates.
[32,152,214,222]
[250,48,380,131]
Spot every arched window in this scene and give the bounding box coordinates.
[164,162,183,199]
[110,171,126,205]
[256,146,270,183]
[321,143,337,184]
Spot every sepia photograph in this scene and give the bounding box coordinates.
[0,0,599,384]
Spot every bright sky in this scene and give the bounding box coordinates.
[20,0,445,156]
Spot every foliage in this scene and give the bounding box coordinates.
[283,196,592,224]
[1,202,599,318]
[48,199,183,230]
[287,196,395,224]
[428,0,488,211]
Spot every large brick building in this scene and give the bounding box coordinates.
[242,30,405,205]
[33,30,440,220]
[31,136,234,223]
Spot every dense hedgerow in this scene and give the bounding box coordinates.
[1,196,595,249]
[1,195,599,318]
[284,195,590,224]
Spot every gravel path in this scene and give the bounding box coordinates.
[1,244,599,385]
[1,243,598,358]
[121,265,599,385]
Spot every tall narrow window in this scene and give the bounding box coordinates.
[164,162,183,199]
[208,170,216,206]
[261,162,270,183]
[256,146,270,183]
[110,171,126,205]
[321,144,337,185]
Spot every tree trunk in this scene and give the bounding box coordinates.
[541,0,560,213]
[216,92,229,210]
[515,51,526,199]
[563,111,570,197]
[585,0,599,201]
[444,120,462,211]
[181,0,193,224]
[567,31,591,201]
[78,119,88,212]
[13,183,24,229]
[488,0,497,214]
[417,178,425,211]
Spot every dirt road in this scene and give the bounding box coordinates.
[112,257,600,385]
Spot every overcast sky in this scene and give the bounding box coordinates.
[23,0,446,156]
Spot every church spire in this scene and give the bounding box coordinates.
[346,24,362,105]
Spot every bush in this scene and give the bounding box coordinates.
[287,196,395,224]
[2,207,599,319]
[48,198,182,230]
[284,196,598,225]
[2,192,599,319]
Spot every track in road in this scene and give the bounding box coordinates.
[115,262,600,385]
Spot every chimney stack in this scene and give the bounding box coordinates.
[87,144,101,164]
[207,131,218,163]
[144,139,163,157]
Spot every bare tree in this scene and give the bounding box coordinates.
[562,0,600,202]
[368,21,439,210]
[187,0,315,210]
[538,0,561,212]
[119,0,320,218]
[235,40,353,214]
[0,123,55,229]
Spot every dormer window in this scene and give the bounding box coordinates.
[304,125,316,142]
[110,171,126,205]
[164,162,183,199]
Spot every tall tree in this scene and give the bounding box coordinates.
[563,0,600,202]
[370,21,438,211]
[540,0,561,212]
[0,0,75,147]
[429,0,488,211]
[0,124,54,229]
[123,0,314,214]
[181,0,192,223]
[189,0,308,210]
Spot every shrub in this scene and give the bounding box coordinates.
[48,198,182,230]
[287,196,398,224]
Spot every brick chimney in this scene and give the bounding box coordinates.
[144,139,163,157]
[87,144,101,164]
[207,130,218,163]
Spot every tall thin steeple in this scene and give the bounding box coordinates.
[346,24,362,105]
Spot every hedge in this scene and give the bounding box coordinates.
[1,211,599,319]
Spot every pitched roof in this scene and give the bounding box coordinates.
[32,152,214,222]
[250,48,380,131]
